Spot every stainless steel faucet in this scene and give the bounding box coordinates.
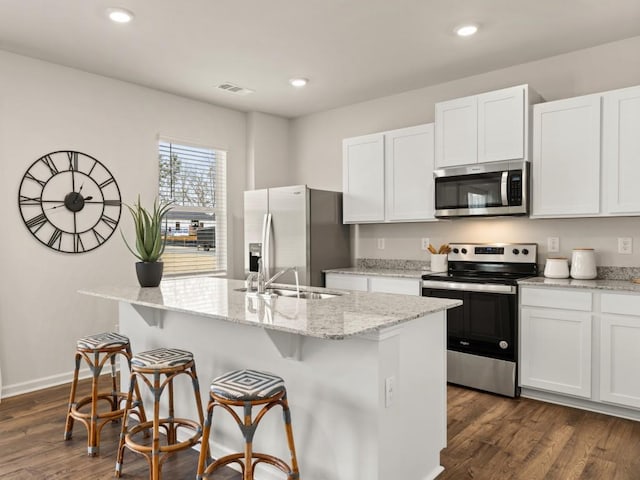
[264,267,297,291]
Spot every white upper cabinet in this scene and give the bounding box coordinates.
[435,95,477,168]
[385,124,435,221]
[531,94,602,217]
[435,85,536,168]
[478,86,525,163]
[343,124,435,224]
[602,85,640,215]
[342,133,385,223]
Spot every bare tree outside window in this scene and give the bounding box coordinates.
[158,141,226,276]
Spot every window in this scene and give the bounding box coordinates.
[158,141,226,276]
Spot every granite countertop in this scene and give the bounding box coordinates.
[80,277,460,340]
[324,267,427,279]
[518,276,640,293]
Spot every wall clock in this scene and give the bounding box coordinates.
[18,150,122,253]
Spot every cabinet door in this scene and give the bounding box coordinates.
[435,95,477,168]
[478,86,525,163]
[520,307,592,398]
[369,276,420,296]
[600,314,640,408]
[603,85,640,214]
[342,134,385,223]
[324,273,368,292]
[385,124,435,221]
[531,95,601,217]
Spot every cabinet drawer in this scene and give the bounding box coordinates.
[520,287,592,311]
[601,293,640,316]
[369,276,420,296]
[324,273,368,292]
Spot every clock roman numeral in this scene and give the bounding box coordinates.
[19,195,42,205]
[74,234,85,253]
[25,172,46,187]
[98,177,115,189]
[25,213,48,232]
[92,228,106,243]
[99,214,118,230]
[40,155,59,176]
[48,228,63,249]
[67,151,79,171]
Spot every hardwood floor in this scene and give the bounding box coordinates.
[440,385,640,480]
[1,380,639,479]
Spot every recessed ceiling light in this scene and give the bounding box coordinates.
[107,7,134,23]
[455,24,478,37]
[289,78,308,88]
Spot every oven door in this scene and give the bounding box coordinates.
[422,282,517,362]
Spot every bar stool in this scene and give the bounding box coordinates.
[115,347,205,480]
[64,331,146,456]
[196,369,300,480]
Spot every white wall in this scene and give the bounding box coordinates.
[0,51,248,396]
[290,35,640,266]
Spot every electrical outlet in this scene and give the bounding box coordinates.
[421,238,430,251]
[384,376,395,407]
[618,237,633,254]
[377,238,385,250]
[548,237,560,253]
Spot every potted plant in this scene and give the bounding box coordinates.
[121,196,173,287]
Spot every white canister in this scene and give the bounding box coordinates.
[430,254,448,273]
[544,257,570,279]
[570,248,597,279]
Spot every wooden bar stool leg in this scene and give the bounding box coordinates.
[88,350,101,456]
[152,370,161,480]
[63,353,82,440]
[115,372,137,478]
[243,402,254,480]
[281,395,300,478]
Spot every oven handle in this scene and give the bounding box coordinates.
[422,280,516,294]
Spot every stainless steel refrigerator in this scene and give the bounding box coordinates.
[244,185,351,287]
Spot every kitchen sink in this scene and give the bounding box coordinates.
[235,287,342,299]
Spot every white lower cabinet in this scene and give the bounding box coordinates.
[520,307,592,398]
[599,294,640,409]
[325,273,420,296]
[520,286,640,414]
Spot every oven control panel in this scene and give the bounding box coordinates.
[448,243,537,263]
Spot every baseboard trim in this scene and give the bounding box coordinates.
[521,387,640,422]
[3,368,97,399]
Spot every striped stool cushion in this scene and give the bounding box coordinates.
[211,369,285,401]
[77,332,130,350]
[131,348,193,369]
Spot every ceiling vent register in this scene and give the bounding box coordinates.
[216,82,254,96]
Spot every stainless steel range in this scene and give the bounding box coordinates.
[421,243,538,397]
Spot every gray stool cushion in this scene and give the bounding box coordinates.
[131,348,193,369]
[211,369,285,401]
[77,332,130,350]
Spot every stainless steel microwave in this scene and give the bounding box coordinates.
[434,160,529,218]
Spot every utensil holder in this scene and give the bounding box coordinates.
[430,254,448,273]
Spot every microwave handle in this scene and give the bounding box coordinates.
[501,171,509,206]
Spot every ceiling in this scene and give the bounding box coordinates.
[2,1,640,118]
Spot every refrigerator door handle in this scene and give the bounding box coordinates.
[262,213,272,277]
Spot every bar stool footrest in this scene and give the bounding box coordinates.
[125,418,202,454]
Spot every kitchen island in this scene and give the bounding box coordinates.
[81,276,460,480]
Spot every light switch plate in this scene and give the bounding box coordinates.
[377,238,385,250]
[548,237,560,253]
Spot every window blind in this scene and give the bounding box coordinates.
[158,141,227,276]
